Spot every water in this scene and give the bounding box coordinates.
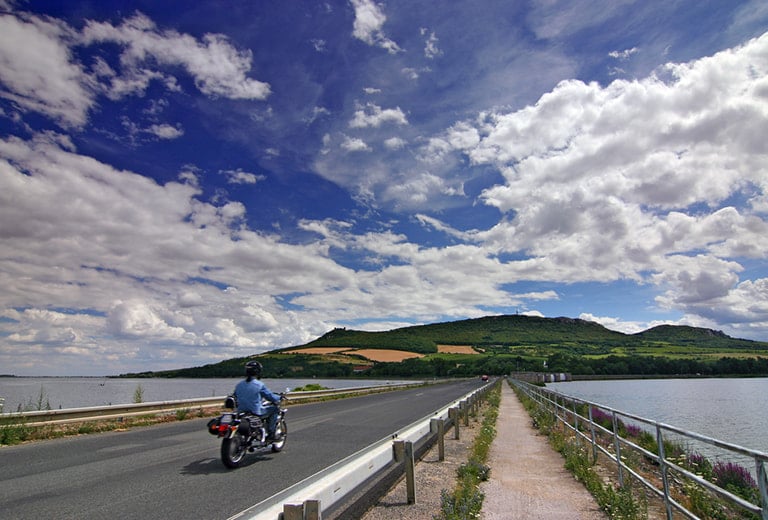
[547,377,768,457]
[0,377,415,412]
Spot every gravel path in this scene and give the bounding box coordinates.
[480,383,607,519]
[361,382,607,520]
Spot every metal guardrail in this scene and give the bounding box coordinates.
[0,383,421,427]
[511,379,768,520]
[230,380,498,520]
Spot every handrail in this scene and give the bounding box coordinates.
[0,383,422,427]
[510,378,768,520]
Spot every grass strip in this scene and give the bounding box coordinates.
[436,382,501,520]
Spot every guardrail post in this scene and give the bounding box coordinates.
[305,499,322,520]
[405,441,416,504]
[282,502,303,520]
[431,418,445,462]
[449,407,460,440]
[462,400,469,426]
[393,440,405,462]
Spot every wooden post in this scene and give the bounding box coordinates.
[462,400,469,426]
[405,441,416,505]
[393,439,405,462]
[282,503,303,520]
[305,499,322,520]
[449,407,459,439]
[431,418,445,461]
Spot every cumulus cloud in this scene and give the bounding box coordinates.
[0,9,270,131]
[81,12,271,100]
[349,103,408,128]
[0,13,93,127]
[350,0,402,54]
[0,134,352,374]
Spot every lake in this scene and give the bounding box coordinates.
[0,377,417,412]
[547,377,768,458]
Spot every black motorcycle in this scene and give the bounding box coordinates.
[207,394,287,468]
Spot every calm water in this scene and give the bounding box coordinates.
[548,377,768,456]
[0,377,415,412]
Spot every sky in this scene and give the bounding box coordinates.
[1,1,768,376]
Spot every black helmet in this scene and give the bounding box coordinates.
[245,360,262,378]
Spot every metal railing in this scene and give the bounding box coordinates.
[0,383,423,427]
[510,378,768,520]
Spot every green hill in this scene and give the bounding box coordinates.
[122,315,768,379]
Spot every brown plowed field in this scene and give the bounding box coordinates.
[351,349,424,362]
[436,344,478,354]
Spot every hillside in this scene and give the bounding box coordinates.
[123,315,768,379]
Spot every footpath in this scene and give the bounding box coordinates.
[362,382,606,519]
[480,382,606,519]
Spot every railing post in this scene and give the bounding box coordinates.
[405,441,416,504]
[588,406,598,463]
[449,407,460,440]
[431,418,445,462]
[656,424,673,520]
[305,499,322,520]
[756,458,768,520]
[611,411,624,487]
[283,503,303,520]
[393,439,405,462]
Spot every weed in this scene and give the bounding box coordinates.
[712,461,759,503]
[435,383,500,520]
[133,384,145,403]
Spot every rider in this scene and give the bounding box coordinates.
[234,361,282,441]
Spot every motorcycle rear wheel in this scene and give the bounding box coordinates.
[221,432,248,468]
[271,419,287,452]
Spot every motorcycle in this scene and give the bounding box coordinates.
[207,393,288,469]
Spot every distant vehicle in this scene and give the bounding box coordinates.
[481,375,489,381]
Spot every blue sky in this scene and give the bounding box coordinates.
[1,1,768,376]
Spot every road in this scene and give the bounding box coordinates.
[0,379,482,519]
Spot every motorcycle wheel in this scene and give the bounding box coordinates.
[271,419,287,452]
[221,432,248,468]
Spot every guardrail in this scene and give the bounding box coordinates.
[510,378,768,520]
[230,379,498,520]
[0,383,422,427]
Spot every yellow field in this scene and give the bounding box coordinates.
[437,345,478,354]
[350,349,425,362]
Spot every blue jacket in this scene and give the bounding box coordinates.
[234,378,281,415]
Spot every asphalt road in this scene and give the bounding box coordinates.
[0,379,482,519]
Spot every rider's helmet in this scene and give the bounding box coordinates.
[245,360,263,378]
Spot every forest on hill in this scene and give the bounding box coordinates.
[121,315,768,379]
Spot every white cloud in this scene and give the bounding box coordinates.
[0,13,94,127]
[221,168,266,185]
[341,135,372,152]
[350,0,402,54]
[349,103,408,128]
[148,123,184,139]
[0,134,356,374]
[421,28,442,59]
[609,47,639,60]
[81,12,271,100]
